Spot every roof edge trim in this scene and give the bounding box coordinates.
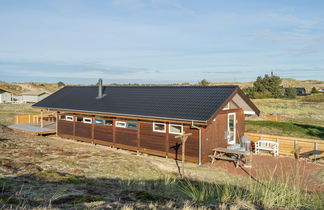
[32,105,208,124]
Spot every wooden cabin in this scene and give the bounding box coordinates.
[32,81,259,164]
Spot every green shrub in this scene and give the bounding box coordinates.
[285,87,297,99]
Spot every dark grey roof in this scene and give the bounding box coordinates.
[32,86,239,122]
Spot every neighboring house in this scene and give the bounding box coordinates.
[0,87,19,103]
[21,92,49,103]
[317,88,324,93]
[284,87,307,96]
[32,81,260,164]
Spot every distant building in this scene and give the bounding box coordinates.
[0,87,18,103]
[21,92,49,103]
[0,87,49,103]
[284,87,307,96]
[317,88,324,93]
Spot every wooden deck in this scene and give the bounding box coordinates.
[8,122,56,135]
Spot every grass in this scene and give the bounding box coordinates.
[251,97,324,126]
[245,120,324,140]
[0,103,38,125]
[178,165,324,209]
[302,93,324,102]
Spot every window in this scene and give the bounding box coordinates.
[59,115,66,120]
[227,113,236,145]
[104,120,113,126]
[94,118,104,125]
[116,121,126,128]
[169,123,183,134]
[83,117,92,124]
[127,122,138,130]
[153,122,166,133]
[66,116,74,121]
[76,116,83,122]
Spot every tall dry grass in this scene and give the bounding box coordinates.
[178,163,323,209]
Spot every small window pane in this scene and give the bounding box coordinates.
[116,121,126,128]
[95,118,104,125]
[76,117,83,122]
[153,122,166,132]
[104,120,113,126]
[83,118,92,124]
[169,124,183,134]
[59,115,66,120]
[66,116,74,121]
[127,122,138,130]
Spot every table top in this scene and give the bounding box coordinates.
[212,147,250,155]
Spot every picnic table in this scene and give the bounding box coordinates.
[209,147,252,168]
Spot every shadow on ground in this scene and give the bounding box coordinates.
[294,123,324,139]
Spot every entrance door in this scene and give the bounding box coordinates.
[227,113,236,145]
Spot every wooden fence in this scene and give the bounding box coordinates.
[263,115,283,122]
[245,132,324,159]
[15,113,56,124]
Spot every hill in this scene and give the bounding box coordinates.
[0,81,61,94]
[211,78,324,92]
[1,78,323,95]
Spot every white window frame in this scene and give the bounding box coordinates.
[153,122,166,133]
[66,116,74,121]
[227,112,236,145]
[116,121,127,128]
[83,117,92,124]
[59,115,66,120]
[169,123,183,135]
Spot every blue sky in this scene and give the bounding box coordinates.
[0,0,324,84]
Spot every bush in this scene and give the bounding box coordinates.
[57,81,65,87]
[311,87,320,94]
[285,87,297,99]
[198,79,210,86]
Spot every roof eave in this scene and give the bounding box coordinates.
[32,105,208,124]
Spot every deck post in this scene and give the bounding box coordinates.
[29,114,31,123]
[41,110,44,128]
[137,120,141,153]
[165,123,169,158]
[175,132,192,178]
[56,112,58,136]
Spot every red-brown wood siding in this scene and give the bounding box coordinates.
[57,119,73,136]
[75,121,92,139]
[202,108,245,162]
[140,122,166,152]
[115,127,138,147]
[168,125,199,162]
[93,124,113,142]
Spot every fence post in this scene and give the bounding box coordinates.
[28,114,31,123]
[16,115,19,124]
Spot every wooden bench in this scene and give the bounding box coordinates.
[255,140,279,156]
[209,148,251,168]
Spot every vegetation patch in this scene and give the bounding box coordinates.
[69,195,106,204]
[245,120,324,139]
[65,176,87,184]
[302,94,324,102]
[0,198,20,205]
[178,178,323,209]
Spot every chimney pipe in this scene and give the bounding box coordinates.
[96,78,105,99]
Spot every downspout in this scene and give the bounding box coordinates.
[191,121,202,165]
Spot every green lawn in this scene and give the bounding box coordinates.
[245,120,324,140]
